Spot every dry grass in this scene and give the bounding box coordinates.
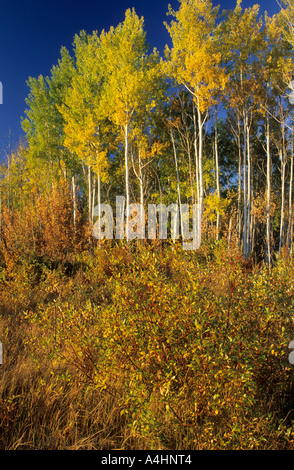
[0,241,294,450]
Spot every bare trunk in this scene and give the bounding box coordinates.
[125,124,130,241]
[215,109,220,240]
[193,105,200,208]
[243,111,248,259]
[72,175,77,235]
[279,148,286,252]
[138,150,144,233]
[266,113,271,267]
[135,149,144,210]
[92,178,96,223]
[88,164,92,224]
[230,117,242,241]
[97,171,101,218]
[279,116,287,253]
[171,128,183,238]
[246,122,251,256]
[96,171,102,245]
[197,104,203,246]
[237,137,242,241]
[287,138,293,254]
[227,216,232,249]
[197,105,204,221]
[187,145,194,204]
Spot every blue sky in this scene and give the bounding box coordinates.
[0,0,281,158]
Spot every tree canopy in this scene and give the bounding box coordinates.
[2,0,294,263]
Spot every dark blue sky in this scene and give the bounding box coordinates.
[0,0,281,157]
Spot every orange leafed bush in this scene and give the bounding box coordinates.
[0,178,85,267]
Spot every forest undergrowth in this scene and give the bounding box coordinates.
[0,236,294,450]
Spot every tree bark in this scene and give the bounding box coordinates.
[279,147,286,253]
[287,136,293,254]
[170,128,183,238]
[243,110,248,259]
[214,108,220,240]
[72,175,77,236]
[88,164,92,224]
[125,124,130,241]
[266,113,271,268]
[246,120,251,257]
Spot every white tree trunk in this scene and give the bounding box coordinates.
[197,104,204,246]
[243,111,248,258]
[287,139,293,254]
[246,122,251,256]
[170,128,183,238]
[88,164,92,224]
[215,109,220,240]
[266,114,271,267]
[72,175,77,235]
[138,150,144,233]
[92,177,96,223]
[193,105,200,210]
[279,148,286,253]
[124,124,130,241]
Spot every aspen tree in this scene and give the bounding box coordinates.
[217,0,265,258]
[164,0,227,247]
[260,7,294,258]
[59,33,109,225]
[99,9,150,240]
[22,47,76,196]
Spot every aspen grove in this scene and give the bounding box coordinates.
[0,0,292,261]
[1,0,294,451]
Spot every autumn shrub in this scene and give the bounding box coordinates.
[0,236,293,449]
[0,203,40,271]
[36,178,81,261]
[0,300,131,450]
[0,177,86,271]
[16,242,294,450]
